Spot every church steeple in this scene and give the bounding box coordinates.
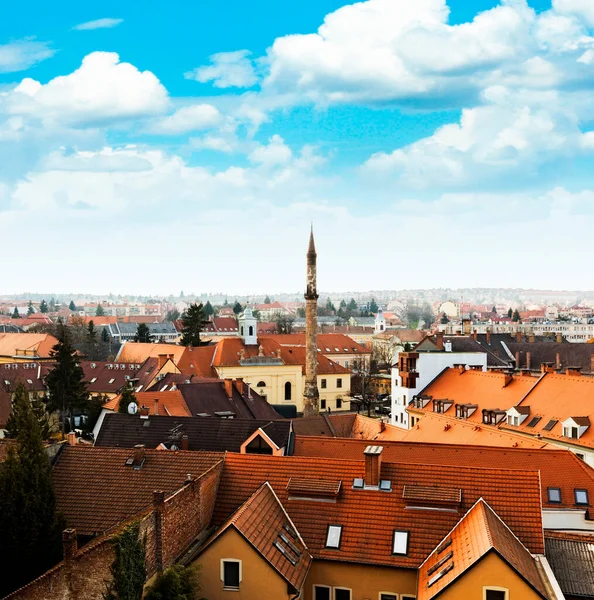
[303,226,319,417]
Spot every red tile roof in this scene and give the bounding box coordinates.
[213,453,545,569]
[264,333,370,356]
[418,499,548,599]
[52,445,223,536]
[0,333,57,359]
[104,391,192,417]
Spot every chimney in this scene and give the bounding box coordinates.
[246,382,252,399]
[224,379,234,399]
[181,435,189,451]
[234,378,244,396]
[528,334,535,343]
[168,354,174,363]
[364,445,383,487]
[556,333,563,344]
[62,528,78,562]
[134,444,146,467]
[486,328,491,345]
[503,373,513,387]
[516,331,522,342]
[591,354,594,374]
[154,398,159,416]
[566,367,582,377]
[380,420,386,432]
[515,351,520,369]
[435,332,444,350]
[556,352,561,370]
[473,330,477,341]
[458,364,465,374]
[68,431,77,446]
[463,319,471,335]
[157,354,167,370]
[140,405,149,419]
[526,352,531,370]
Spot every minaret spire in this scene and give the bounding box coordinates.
[303,226,319,417]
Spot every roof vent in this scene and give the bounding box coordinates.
[287,477,341,502]
[403,485,462,512]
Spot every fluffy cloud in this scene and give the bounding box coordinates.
[185,50,258,88]
[73,18,124,31]
[249,134,293,166]
[149,104,222,134]
[0,39,55,73]
[3,52,168,126]
[553,0,594,27]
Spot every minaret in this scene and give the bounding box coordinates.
[303,227,319,417]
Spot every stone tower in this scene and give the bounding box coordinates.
[303,227,319,417]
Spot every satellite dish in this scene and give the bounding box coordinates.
[128,402,138,415]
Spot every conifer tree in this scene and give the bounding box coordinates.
[87,320,97,343]
[27,300,34,316]
[49,298,56,312]
[101,327,110,343]
[204,301,214,317]
[232,301,243,315]
[45,323,89,435]
[118,384,137,414]
[11,306,19,319]
[507,307,513,318]
[96,304,105,316]
[0,384,63,596]
[134,323,153,343]
[39,299,48,313]
[69,300,77,311]
[264,295,271,304]
[179,303,206,347]
[512,309,521,322]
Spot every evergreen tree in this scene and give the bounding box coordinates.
[325,298,336,313]
[49,298,56,312]
[45,323,89,435]
[507,308,513,318]
[5,392,53,440]
[347,298,357,311]
[232,301,243,315]
[165,308,180,322]
[134,323,153,343]
[11,306,19,318]
[0,384,63,596]
[69,300,76,311]
[369,299,379,313]
[101,327,110,343]
[179,303,206,347]
[264,295,271,304]
[144,564,200,600]
[440,313,449,324]
[492,306,497,314]
[512,309,521,322]
[39,300,48,313]
[27,300,34,316]
[87,320,98,343]
[118,384,137,414]
[204,301,214,317]
[340,299,347,308]
[96,304,105,316]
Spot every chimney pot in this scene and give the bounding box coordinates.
[62,528,78,561]
[153,490,165,507]
[224,378,233,399]
[67,431,77,446]
[363,445,383,487]
[157,354,167,370]
[154,398,159,416]
[181,434,188,451]
[134,444,146,466]
[515,351,520,369]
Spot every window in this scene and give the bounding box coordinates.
[321,399,327,410]
[401,597,416,600]
[336,398,342,409]
[392,530,409,555]
[379,480,392,492]
[325,525,342,549]
[380,595,398,600]
[575,489,589,505]
[543,419,558,431]
[248,325,254,336]
[240,326,244,336]
[547,487,562,503]
[314,586,331,600]
[321,379,327,389]
[484,589,508,600]
[344,360,349,368]
[284,381,292,401]
[334,589,351,600]
[337,378,342,388]
[256,381,266,388]
[353,478,364,489]
[221,560,241,590]
[526,416,541,428]
[564,426,579,439]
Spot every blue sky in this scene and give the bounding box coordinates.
[1,0,594,295]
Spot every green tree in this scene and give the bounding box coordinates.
[325,298,336,313]
[347,298,357,312]
[5,391,53,440]
[11,306,19,318]
[0,384,63,596]
[492,306,497,314]
[507,308,513,318]
[144,564,201,600]
[69,300,77,311]
[96,304,106,316]
[49,298,56,312]
[118,384,137,414]
[512,309,521,322]
[165,308,180,322]
[85,393,108,433]
[101,327,110,343]
[134,323,153,343]
[275,314,295,334]
[39,299,48,313]
[27,300,34,316]
[340,299,347,309]
[369,299,379,313]
[45,323,89,435]
[180,303,206,347]
[440,313,449,324]
[232,301,243,315]
[264,295,271,304]
[87,320,97,343]
[204,301,214,317]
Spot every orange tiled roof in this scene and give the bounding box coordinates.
[116,342,187,365]
[417,499,548,599]
[264,333,370,355]
[213,453,545,569]
[202,482,311,590]
[0,333,57,358]
[104,390,192,417]
[292,437,593,509]
[177,345,218,377]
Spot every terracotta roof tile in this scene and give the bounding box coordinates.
[0,333,57,359]
[104,390,192,417]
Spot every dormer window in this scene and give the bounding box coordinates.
[564,426,579,439]
[506,406,530,427]
[325,525,342,549]
[456,404,478,420]
[433,399,453,414]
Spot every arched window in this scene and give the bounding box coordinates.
[241,326,244,336]
[257,381,266,388]
[284,381,292,401]
[249,325,254,336]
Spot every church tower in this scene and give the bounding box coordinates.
[303,227,319,417]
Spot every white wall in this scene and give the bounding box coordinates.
[543,509,594,532]
[390,352,487,429]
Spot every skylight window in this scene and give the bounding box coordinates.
[353,478,364,489]
[379,480,392,492]
[392,530,409,555]
[547,488,561,503]
[108,378,115,384]
[575,489,589,505]
[325,525,342,549]
[90,377,97,383]
[543,419,558,431]
[27,379,33,384]
[526,416,541,428]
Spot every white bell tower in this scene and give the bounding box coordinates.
[375,308,386,334]
[239,307,258,345]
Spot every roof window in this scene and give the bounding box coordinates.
[108,378,115,384]
[543,419,558,431]
[325,525,342,549]
[526,416,541,428]
[379,479,392,492]
[90,377,97,383]
[353,478,364,490]
[575,489,589,505]
[547,487,561,503]
[392,530,409,555]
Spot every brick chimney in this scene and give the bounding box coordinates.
[528,334,535,343]
[234,378,244,396]
[364,445,383,487]
[556,333,563,344]
[140,405,149,419]
[486,329,491,345]
[473,330,477,341]
[68,431,77,446]
[463,319,471,335]
[154,398,159,416]
[157,354,167,370]
[181,435,188,451]
[435,332,444,350]
[62,528,78,562]
[168,353,174,363]
[566,367,582,377]
[556,352,561,370]
[516,331,522,342]
[134,444,146,467]
[526,352,531,370]
[515,351,520,368]
[224,378,234,399]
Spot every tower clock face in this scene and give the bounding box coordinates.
[127,402,138,415]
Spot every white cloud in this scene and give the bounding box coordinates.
[0,39,55,73]
[249,135,293,166]
[73,18,124,31]
[3,52,168,126]
[149,104,221,134]
[185,50,258,88]
[553,0,594,27]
